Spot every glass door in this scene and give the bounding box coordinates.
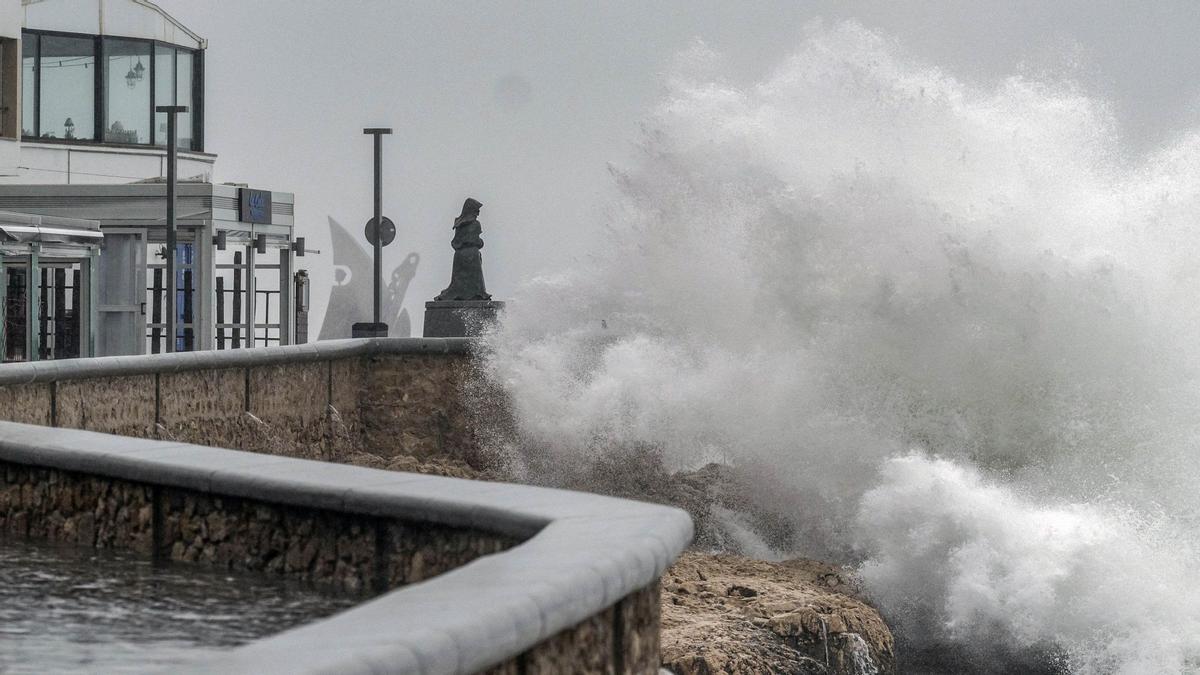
[96,230,147,356]
[3,265,27,362]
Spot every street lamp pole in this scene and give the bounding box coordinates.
[364,127,391,326]
[157,105,188,353]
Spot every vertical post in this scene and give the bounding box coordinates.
[363,127,392,326]
[0,254,6,361]
[215,276,225,350]
[196,224,215,350]
[294,271,309,345]
[81,249,98,357]
[278,246,293,345]
[165,115,176,352]
[231,249,242,348]
[150,268,163,354]
[39,267,48,358]
[27,245,39,362]
[70,268,81,358]
[182,267,194,352]
[53,268,65,359]
[157,105,188,353]
[245,242,256,347]
[373,133,382,324]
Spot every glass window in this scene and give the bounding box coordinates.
[103,38,151,144]
[153,44,174,146]
[38,35,95,141]
[175,49,193,150]
[18,31,201,150]
[21,34,36,137]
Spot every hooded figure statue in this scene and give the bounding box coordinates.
[435,198,492,301]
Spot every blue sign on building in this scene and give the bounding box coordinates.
[239,189,273,224]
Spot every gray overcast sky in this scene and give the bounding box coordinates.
[154,0,1200,333]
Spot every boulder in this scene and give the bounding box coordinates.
[662,552,894,675]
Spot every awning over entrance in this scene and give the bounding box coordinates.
[0,211,103,248]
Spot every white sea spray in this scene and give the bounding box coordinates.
[481,21,1200,673]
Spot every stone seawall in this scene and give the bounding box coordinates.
[0,339,483,469]
[0,461,514,594]
[0,340,693,674]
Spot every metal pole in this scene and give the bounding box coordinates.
[363,128,392,326]
[157,105,187,352]
[372,133,381,324]
[166,113,176,352]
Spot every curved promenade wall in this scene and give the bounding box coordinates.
[0,339,693,674]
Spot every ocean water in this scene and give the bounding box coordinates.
[480,21,1200,674]
[0,537,358,674]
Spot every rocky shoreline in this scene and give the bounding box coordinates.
[331,446,897,674]
[661,552,893,675]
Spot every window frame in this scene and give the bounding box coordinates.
[0,36,19,139]
[20,28,204,152]
[20,32,39,139]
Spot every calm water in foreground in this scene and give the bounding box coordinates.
[0,537,360,673]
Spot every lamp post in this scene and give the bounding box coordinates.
[156,105,187,352]
[366,127,391,325]
[353,127,392,339]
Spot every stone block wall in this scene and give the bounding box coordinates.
[0,342,686,674]
[0,382,50,426]
[57,374,157,435]
[0,350,485,469]
[0,457,665,673]
[482,584,662,675]
[359,353,479,461]
[0,460,514,595]
[0,462,154,552]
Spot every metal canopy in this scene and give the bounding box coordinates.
[0,211,103,248]
[0,184,294,236]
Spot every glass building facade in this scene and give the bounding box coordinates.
[20,30,202,151]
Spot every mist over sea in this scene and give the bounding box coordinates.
[478,22,1200,674]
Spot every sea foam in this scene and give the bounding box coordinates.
[481,21,1200,673]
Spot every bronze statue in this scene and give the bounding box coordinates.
[435,198,492,301]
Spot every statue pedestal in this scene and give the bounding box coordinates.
[423,300,506,337]
[351,322,389,338]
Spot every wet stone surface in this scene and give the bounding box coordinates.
[0,537,359,674]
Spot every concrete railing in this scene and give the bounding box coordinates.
[0,340,694,674]
[0,338,469,387]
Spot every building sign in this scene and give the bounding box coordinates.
[239,189,273,224]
